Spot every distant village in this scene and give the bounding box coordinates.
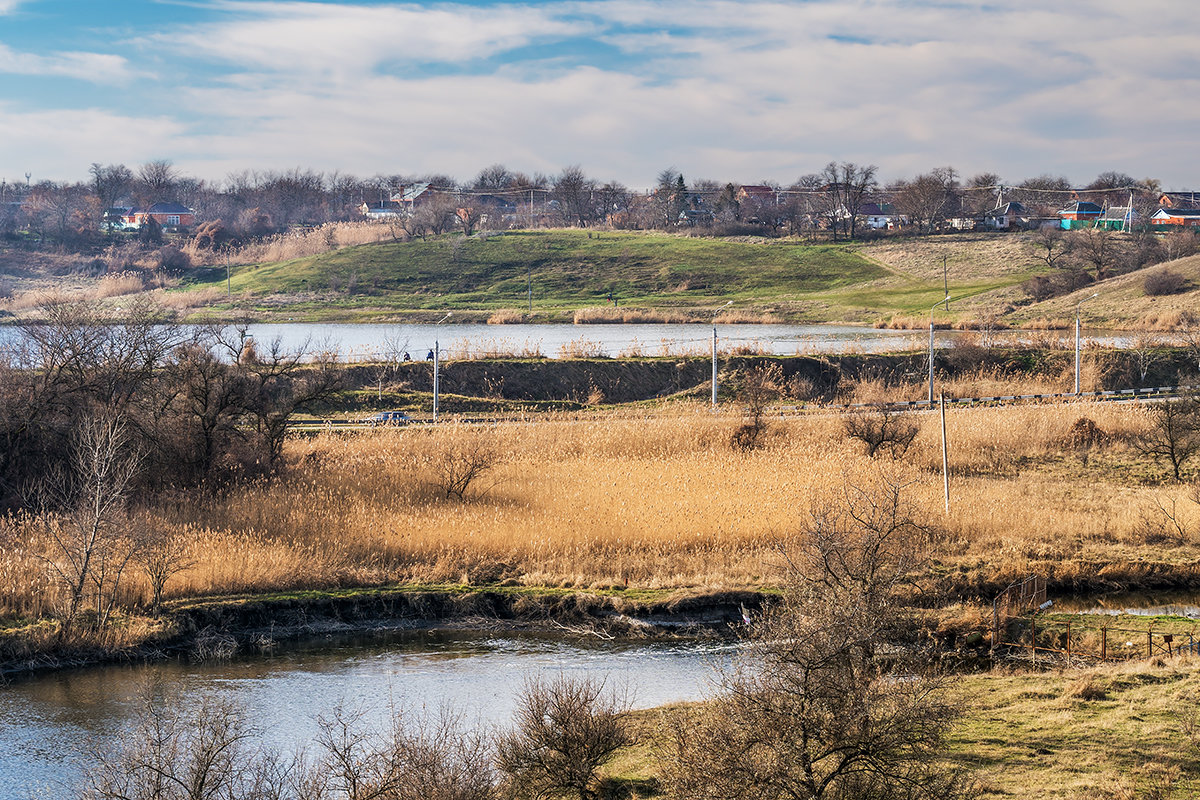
[2,163,1198,248]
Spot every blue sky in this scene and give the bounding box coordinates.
[2,0,1199,188]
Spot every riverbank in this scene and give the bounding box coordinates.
[0,584,766,679]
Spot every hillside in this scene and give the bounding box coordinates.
[179,229,1035,323]
[5,228,1190,328]
[1016,252,1200,328]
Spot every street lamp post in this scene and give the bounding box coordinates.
[1074,292,1099,395]
[433,312,452,421]
[712,300,733,408]
[928,296,950,405]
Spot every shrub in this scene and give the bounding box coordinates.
[843,408,919,458]
[1143,268,1188,296]
[154,245,191,273]
[497,675,630,800]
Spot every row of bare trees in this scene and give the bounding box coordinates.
[1,299,343,634]
[3,160,1176,250]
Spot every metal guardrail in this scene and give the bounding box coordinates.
[775,384,1196,414]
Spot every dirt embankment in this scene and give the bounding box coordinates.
[343,349,1197,407]
[0,587,767,678]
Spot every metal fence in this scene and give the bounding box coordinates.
[996,616,1200,667]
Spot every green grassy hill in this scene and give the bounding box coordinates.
[183,229,1037,323]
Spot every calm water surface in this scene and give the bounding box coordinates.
[0,629,731,798]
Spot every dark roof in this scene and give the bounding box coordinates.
[1059,201,1102,215]
[1154,207,1200,218]
[985,201,1026,216]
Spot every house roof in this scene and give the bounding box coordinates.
[135,202,193,215]
[391,183,433,203]
[985,201,1026,217]
[1158,192,1200,208]
[1152,207,1200,219]
[1099,206,1136,221]
[739,185,776,197]
[1059,201,1103,215]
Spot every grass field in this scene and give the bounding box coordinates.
[613,657,1200,799]
[172,229,1047,323]
[5,399,1197,625]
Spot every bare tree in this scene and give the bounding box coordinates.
[138,520,195,613]
[369,331,410,401]
[1029,226,1073,270]
[1069,227,1119,280]
[37,414,142,634]
[1133,392,1200,482]
[428,429,500,501]
[819,162,878,241]
[136,159,181,205]
[891,167,959,234]
[497,675,630,800]
[90,163,133,231]
[843,407,920,458]
[663,475,972,800]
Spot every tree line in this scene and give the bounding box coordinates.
[0,159,1179,249]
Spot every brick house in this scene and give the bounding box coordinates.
[119,202,196,230]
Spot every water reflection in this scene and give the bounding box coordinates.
[0,629,731,797]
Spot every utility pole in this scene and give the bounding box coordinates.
[711,300,733,407]
[943,254,949,310]
[433,312,452,420]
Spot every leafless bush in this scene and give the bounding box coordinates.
[730,362,782,450]
[34,414,143,634]
[496,674,630,800]
[315,703,496,800]
[662,474,973,800]
[843,408,919,458]
[426,429,500,501]
[82,691,271,800]
[1144,268,1188,296]
[1133,392,1200,481]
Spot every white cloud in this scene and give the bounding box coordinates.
[0,44,131,82]
[146,1,591,79]
[0,104,185,177]
[9,0,1200,186]
[0,0,25,14]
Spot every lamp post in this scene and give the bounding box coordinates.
[433,312,452,421]
[1074,292,1099,395]
[928,295,950,405]
[712,300,733,408]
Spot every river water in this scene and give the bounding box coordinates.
[0,629,731,798]
[212,322,1139,362]
[1,320,1136,362]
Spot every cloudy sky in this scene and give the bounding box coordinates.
[1,0,1198,189]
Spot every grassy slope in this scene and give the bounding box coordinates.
[619,659,1200,799]
[183,230,1041,323]
[1017,252,1200,327]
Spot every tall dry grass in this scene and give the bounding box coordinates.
[3,402,1193,618]
[573,307,694,324]
[183,221,394,266]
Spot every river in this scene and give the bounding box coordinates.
[0,629,732,797]
[207,321,1139,361]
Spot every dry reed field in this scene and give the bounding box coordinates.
[4,401,1171,612]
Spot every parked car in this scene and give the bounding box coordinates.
[360,410,411,426]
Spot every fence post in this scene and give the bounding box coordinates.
[1032,616,1037,668]
[1070,618,1080,671]
[1101,626,1107,662]
[1148,626,1153,659]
